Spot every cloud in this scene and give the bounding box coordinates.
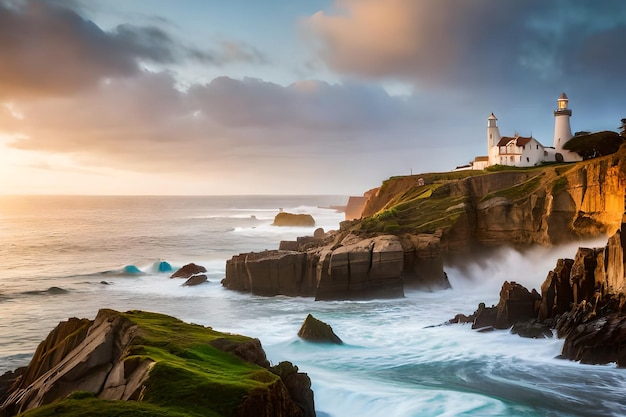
[305,0,626,91]
[5,72,422,160]
[0,0,268,99]
[2,69,466,194]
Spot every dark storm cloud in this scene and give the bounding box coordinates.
[0,0,267,99]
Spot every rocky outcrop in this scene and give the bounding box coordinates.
[560,314,626,366]
[273,212,315,227]
[314,234,405,300]
[170,263,207,279]
[297,314,343,344]
[452,224,626,365]
[223,234,409,300]
[0,310,315,417]
[224,250,315,297]
[451,282,541,333]
[401,231,451,290]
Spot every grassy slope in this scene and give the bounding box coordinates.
[21,310,281,417]
[355,162,580,235]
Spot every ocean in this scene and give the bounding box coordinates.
[0,195,624,417]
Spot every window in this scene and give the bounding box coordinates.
[526,157,530,162]
[536,145,539,150]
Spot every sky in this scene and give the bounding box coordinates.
[1,0,626,195]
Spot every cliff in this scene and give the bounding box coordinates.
[0,310,314,417]
[223,146,626,300]
[357,145,626,252]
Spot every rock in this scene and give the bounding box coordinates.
[450,282,541,331]
[569,247,603,305]
[0,310,314,417]
[560,314,626,366]
[279,240,300,251]
[297,314,343,344]
[170,263,207,279]
[273,212,315,227]
[472,303,498,331]
[210,337,271,368]
[494,281,541,329]
[510,321,553,338]
[315,235,405,301]
[401,232,451,290]
[0,367,25,406]
[224,235,406,300]
[270,362,316,417]
[313,228,325,238]
[223,250,314,297]
[539,258,574,320]
[182,274,208,286]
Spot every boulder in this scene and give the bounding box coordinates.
[494,281,541,329]
[313,228,325,238]
[170,263,207,279]
[297,314,343,345]
[182,274,208,286]
[273,212,315,227]
[510,321,553,339]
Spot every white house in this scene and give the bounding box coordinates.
[469,93,582,170]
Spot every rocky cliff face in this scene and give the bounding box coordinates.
[0,310,315,417]
[223,233,451,300]
[358,147,626,252]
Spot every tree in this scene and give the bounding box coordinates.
[620,118,626,137]
[563,131,625,159]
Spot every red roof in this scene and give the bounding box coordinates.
[497,136,534,147]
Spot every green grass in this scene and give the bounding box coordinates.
[21,310,282,417]
[481,174,543,202]
[21,397,191,417]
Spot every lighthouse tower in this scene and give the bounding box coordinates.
[552,93,582,162]
[487,113,501,166]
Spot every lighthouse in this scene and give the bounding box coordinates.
[487,113,501,166]
[552,93,582,162]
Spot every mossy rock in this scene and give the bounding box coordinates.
[297,314,343,345]
[13,310,307,417]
